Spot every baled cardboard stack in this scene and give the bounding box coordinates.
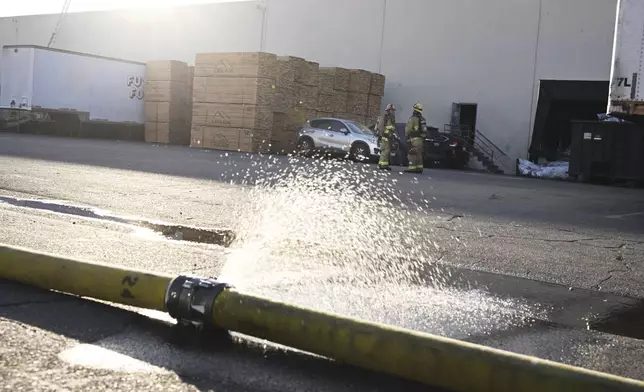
[335,69,371,124]
[144,60,192,145]
[317,67,349,118]
[182,51,386,155]
[291,56,320,128]
[190,52,277,153]
[187,65,195,119]
[273,57,296,114]
[271,112,289,153]
[269,56,320,154]
[269,57,297,154]
[367,73,385,127]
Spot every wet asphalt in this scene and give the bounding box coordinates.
[1,133,644,390]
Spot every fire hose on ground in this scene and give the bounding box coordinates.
[1,244,643,392]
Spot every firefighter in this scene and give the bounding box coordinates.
[405,103,426,174]
[377,104,396,170]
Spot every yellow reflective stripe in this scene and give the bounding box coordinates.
[378,161,389,166]
[385,125,395,130]
[413,126,419,131]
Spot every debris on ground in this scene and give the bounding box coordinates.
[597,113,627,122]
[518,159,569,180]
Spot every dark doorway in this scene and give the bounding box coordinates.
[529,80,609,162]
[451,102,478,142]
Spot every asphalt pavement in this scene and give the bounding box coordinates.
[1,133,644,390]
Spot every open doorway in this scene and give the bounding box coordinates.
[451,102,477,142]
[529,80,608,162]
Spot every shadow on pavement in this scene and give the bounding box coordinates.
[0,280,444,392]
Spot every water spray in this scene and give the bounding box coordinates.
[1,243,643,392]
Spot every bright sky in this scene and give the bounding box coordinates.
[0,0,248,18]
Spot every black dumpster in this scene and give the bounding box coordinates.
[569,120,644,181]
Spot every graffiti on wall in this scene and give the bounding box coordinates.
[127,75,145,100]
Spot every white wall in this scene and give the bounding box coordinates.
[526,0,617,153]
[0,0,618,161]
[262,0,385,71]
[0,47,35,109]
[380,0,541,162]
[31,49,146,123]
[0,1,264,64]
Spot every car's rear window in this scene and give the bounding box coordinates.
[310,119,333,130]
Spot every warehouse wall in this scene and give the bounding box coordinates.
[262,0,385,72]
[377,0,616,162]
[527,0,617,153]
[379,0,541,162]
[0,1,264,64]
[0,0,618,161]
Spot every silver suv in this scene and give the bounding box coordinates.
[295,117,380,162]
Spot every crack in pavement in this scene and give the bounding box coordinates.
[431,215,644,245]
[433,225,644,251]
[591,269,630,291]
[581,243,628,251]
[432,225,602,244]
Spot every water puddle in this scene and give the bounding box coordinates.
[215,155,644,343]
[223,244,644,341]
[0,195,235,247]
[591,300,644,340]
[3,155,643,345]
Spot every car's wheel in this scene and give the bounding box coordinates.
[350,142,370,162]
[296,137,314,156]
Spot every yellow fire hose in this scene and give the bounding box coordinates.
[1,243,644,392]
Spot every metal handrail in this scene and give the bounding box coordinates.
[444,124,513,173]
[473,131,514,172]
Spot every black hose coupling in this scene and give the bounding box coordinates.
[165,275,231,329]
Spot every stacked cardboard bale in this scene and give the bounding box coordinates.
[291,56,320,129]
[270,112,289,153]
[317,67,349,118]
[269,57,297,154]
[366,73,385,127]
[273,57,295,114]
[269,56,320,154]
[184,51,387,155]
[187,65,195,130]
[144,60,192,145]
[334,69,371,124]
[190,52,277,153]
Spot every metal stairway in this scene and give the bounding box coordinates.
[446,124,513,174]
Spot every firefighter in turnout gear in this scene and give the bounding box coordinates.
[377,104,396,170]
[405,103,426,173]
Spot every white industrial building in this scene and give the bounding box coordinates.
[0,0,618,164]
